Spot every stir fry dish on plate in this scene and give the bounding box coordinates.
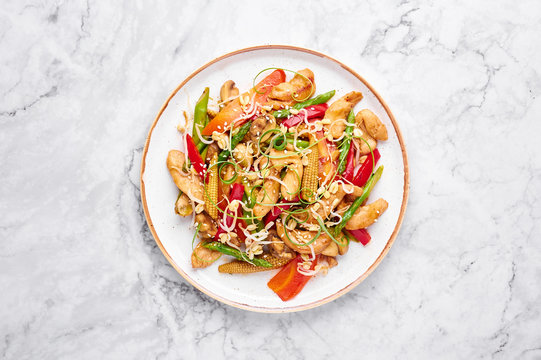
[166,68,389,301]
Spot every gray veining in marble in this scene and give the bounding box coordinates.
[1,0,540,359]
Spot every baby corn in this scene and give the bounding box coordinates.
[218,255,291,274]
[301,136,319,202]
[205,153,219,220]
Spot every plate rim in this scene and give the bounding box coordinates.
[140,45,410,313]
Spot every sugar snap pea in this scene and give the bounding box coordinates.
[192,87,210,149]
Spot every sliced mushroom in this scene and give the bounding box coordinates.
[245,115,276,144]
[220,80,239,106]
[205,143,220,163]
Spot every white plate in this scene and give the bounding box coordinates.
[141,46,409,312]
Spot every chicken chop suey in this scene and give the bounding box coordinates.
[167,68,388,301]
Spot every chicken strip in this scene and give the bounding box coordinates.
[269,68,315,102]
[324,91,363,139]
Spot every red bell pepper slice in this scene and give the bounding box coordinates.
[263,196,299,226]
[202,69,286,136]
[268,255,318,301]
[185,134,207,181]
[346,229,371,246]
[352,149,381,187]
[281,103,328,128]
[342,144,355,182]
[214,183,245,240]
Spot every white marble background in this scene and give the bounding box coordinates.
[1,0,540,359]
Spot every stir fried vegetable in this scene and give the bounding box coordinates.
[337,110,355,173]
[213,183,245,240]
[264,196,299,226]
[203,242,273,267]
[353,148,381,187]
[217,121,252,163]
[166,68,390,302]
[202,69,286,135]
[219,255,291,274]
[281,103,328,128]
[185,134,207,181]
[335,165,384,236]
[301,136,319,202]
[273,90,336,118]
[205,153,219,219]
[346,229,371,246]
[192,87,210,152]
[267,255,318,301]
[342,145,355,182]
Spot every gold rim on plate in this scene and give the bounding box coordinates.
[140,45,410,313]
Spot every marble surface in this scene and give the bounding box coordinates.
[1,0,540,358]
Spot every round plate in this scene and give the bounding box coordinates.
[141,45,409,313]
